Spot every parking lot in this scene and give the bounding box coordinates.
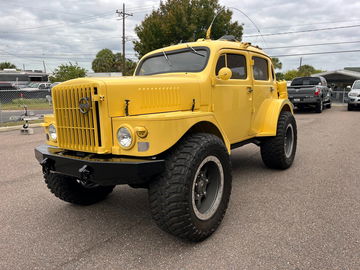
[0,105,359,270]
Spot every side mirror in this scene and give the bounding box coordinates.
[218,67,232,81]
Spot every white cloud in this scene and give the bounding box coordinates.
[0,0,359,72]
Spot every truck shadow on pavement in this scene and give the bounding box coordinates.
[41,146,282,252]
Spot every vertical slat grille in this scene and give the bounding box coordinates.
[53,85,98,152]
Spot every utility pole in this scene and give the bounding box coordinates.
[43,60,47,73]
[116,4,133,76]
[299,57,303,69]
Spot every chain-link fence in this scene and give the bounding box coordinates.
[0,88,350,126]
[331,90,350,103]
[0,89,53,125]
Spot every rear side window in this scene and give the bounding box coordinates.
[253,57,269,80]
[215,53,247,79]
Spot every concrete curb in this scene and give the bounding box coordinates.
[0,123,43,132]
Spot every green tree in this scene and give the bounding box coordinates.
[92,49,115,73]
[275,72,285,80]
[284,70,299,81]
[271,57,282,70]
[0,62,17,70]
[297,64,324,77]
[114,53,137,76]
[49,62,87,83]
[92,49,137,75]
[134,0,243,57]
[283,65,325,81]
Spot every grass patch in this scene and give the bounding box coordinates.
[0,98,52,110]
[0,119,43,127]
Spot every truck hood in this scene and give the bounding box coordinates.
[96,74,202,117]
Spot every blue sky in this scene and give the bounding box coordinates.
[0,0,359,73]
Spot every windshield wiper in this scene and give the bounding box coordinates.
[187,44,205,57]
[162,49,172,66]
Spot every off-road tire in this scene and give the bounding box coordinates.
[348,104,353,111]
[45,173,115,205]
[148,133,232,242]
[260,111,297,170]
[315,100,323,113]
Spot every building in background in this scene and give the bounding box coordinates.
[0,69,48,90]
[86,72,122,77]
[314,67,360,90]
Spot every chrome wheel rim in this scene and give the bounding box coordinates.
[284,123,294,158]
[191,156,224,220]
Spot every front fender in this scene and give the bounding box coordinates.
[253,99,293,137]
[111,111,230,157]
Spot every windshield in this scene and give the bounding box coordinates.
[291,77,321,86]
[27,82,40,88]
[352,80,360,89]
[136,47,209,76]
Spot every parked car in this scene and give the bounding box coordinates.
[21,82,51,91]
[348,80,360,111]
[288,76,331,113]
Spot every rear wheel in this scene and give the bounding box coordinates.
[315,100,323,113]
[296,104,304,111]
[148,133,232,242]
[45,173,115,205]
[260,111,297,169]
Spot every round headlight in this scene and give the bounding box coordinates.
[117,126,133,148]
[48,124,57,141]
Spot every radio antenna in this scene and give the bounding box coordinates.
[205,7,267,47]
[206,8,225,39]
[229,7,267,47]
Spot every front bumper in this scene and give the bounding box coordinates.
[288,96,320,105]
[35,145,165,186]
[348,97,360,105]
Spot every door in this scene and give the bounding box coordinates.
[213,50,253,143]
[250,54,276,133]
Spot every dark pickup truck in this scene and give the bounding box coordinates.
[288,76,331,113]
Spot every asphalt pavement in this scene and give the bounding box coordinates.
[0,106,359,270]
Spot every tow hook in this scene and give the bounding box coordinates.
[40,158,53,175]
[78,165,93,181]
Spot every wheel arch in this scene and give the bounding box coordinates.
[185,121,230,151]
[255,99,294,137]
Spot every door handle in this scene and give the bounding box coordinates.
[247,87,253,93]
[270,86,274,92]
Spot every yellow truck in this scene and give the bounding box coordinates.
[35,36,297,242]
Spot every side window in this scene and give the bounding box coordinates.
[227,54,246,79]
[215,54,226,75]
[215,53,247,79]
[253,57,269,80]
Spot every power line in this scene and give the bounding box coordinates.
[271,49,360,58]
[244,24,360,37]
[264,40,360,50]
[253,18,360,30]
